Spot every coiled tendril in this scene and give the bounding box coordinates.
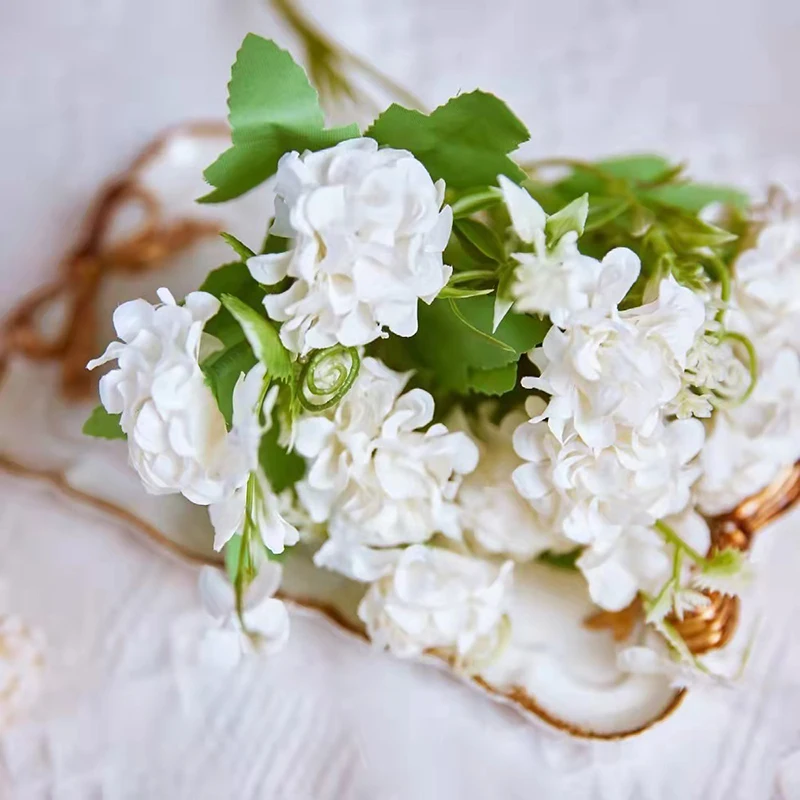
[298,345,360,412]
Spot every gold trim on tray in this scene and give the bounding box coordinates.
[2,124,799,740]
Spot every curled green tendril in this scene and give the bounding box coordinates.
[298,345,360,412]
[712,330,759,409]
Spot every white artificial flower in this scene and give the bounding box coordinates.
[453,407,566,560]
[512,398,704,610]
[294,357,479,580]
[524,276,705,449]
[209,470,300,555]
[0,610,45,731]
[87,288,260,506]
[197,565,289,668]
[208,378,299,554]
[696,347,800,515]
[498,175,640,328]
[357,544,512,664]
[729,193,800,353]
[247,138,453,355]
[577,525,671,612]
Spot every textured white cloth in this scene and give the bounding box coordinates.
[3,0,800,797]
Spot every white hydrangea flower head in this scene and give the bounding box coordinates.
[453,406,567,561]
[729,191,800,353]
[357,544,512,664]
[246,138,453,355]
[0,611,46,731]
[696,347,800,515]
[197,565,289,668]
[525,276,705,449]
[294,357,479,581]
[512,397,704,610]
[87,289,262,506]
[498,175,641,328]
[577,525,671,612]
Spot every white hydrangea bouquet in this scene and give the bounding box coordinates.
[82,35,800,736]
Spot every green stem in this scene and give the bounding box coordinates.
[234,474,257,631]
[654,519,708,566]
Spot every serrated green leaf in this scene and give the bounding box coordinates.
[200,35,359,203]
[453,218,506,263]
[83,405,126,440]
[643,183,750,213]
[366,90,529,190]
[545,193,588,245]
[221,294,292,381]
[387,296,548,393]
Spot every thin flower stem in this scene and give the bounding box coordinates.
[235,474,258,631]
[654,519,708,566]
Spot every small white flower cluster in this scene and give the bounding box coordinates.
[247,138,453,356]
[697,192,800,514]
[0,600,45,730]
[502,179,707,611]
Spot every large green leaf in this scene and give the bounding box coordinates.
[366,91,529,190]
[642,183,750,212]
[199,262,266,346]
[200,35,359,203]
[83,405,126,440]
[384,297,548,394]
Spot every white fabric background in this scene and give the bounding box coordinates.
[2,0,800,797]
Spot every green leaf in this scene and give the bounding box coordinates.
[554,154,673,198]
[386,296,548,393]
[450,186,503,218]
[225,535,242,582]
[259,420,305,494]
[453,218,506,263]
[199,262,266,349]
[220,232,256,260]
[220,294,293,382]
[83,405,126,440]
[597,154,673,182]
[545,193,589,246]
[537,547,581,571]
[643,183,750,213]
[200,35,359,203]
[466,364,518,395]
[366,90,529,189]
[202,341,258,427]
